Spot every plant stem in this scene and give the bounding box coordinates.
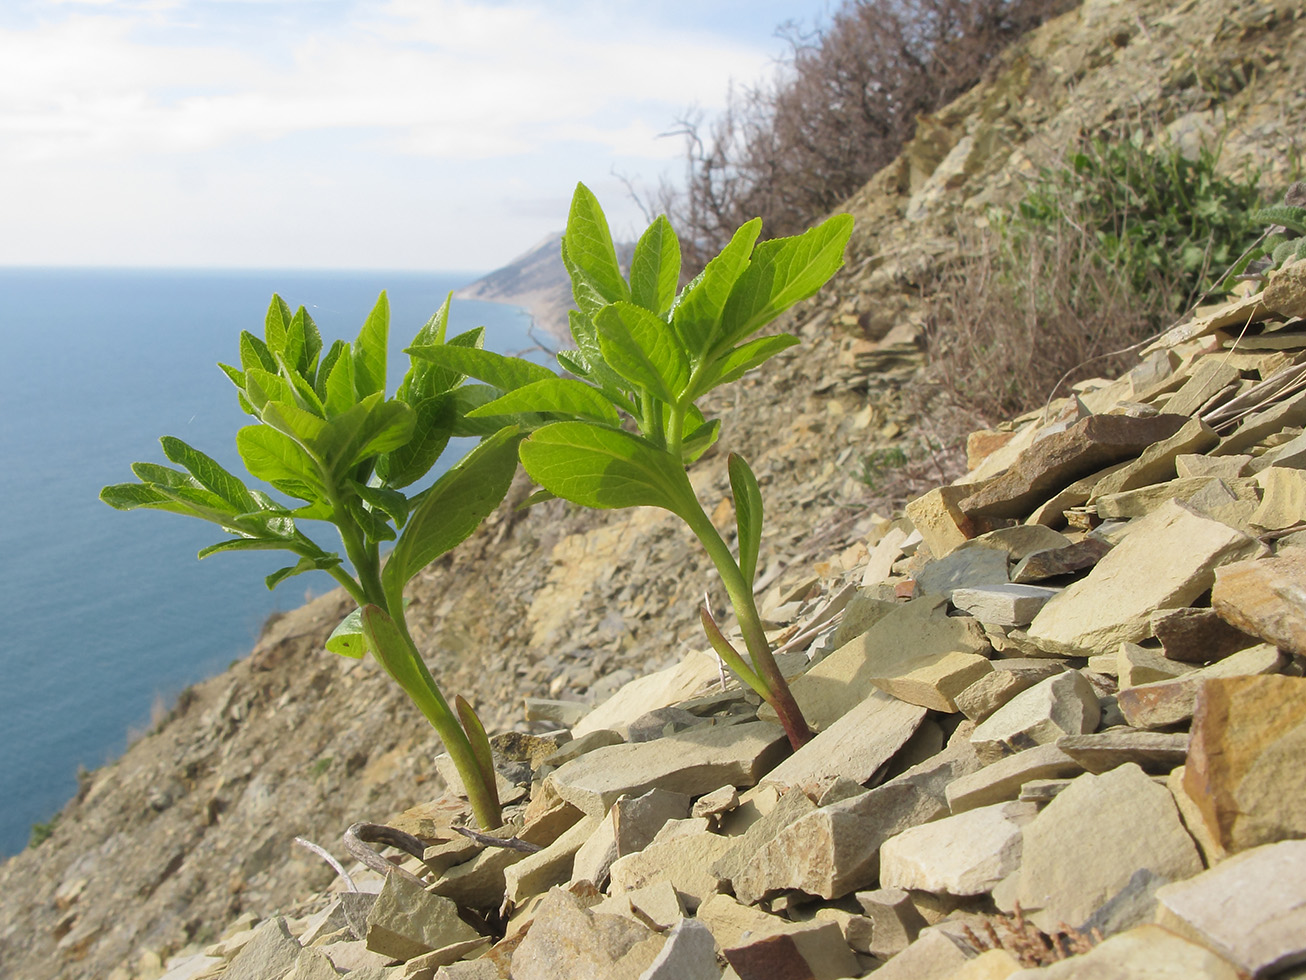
[675,478,813,750]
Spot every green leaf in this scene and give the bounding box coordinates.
[563,182,631,307]
[716,213,854,355]
[560,239,610,318]
[376,393,457,489]
[264,295,293,356]
[404,344,555,392]
[567,310,634,398]
[671,218,761,357]
[350,481,409,529]
[197,536,318,559]
[266,555,328,591]
[729,453,763,587]
[100,482,184,513]
[346,495,396,544]
[239,330,277,374]
[1254,204,1306,235]
[519,421,690,514]
[159,436,258,514]
[326,608,367,659]
[382,427,523,595]
[354,291,389,399]
[594,302,689,403]
[218,362,247,392]
[396,295,458,403]
[467,377,622,427]
[680,417,720,464]
[630,215,681,315]
[456,696,499,811]
[691,333,801,399]
[237,425,324,500]
[315,339,350,410]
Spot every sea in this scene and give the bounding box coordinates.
[0,267,546,858]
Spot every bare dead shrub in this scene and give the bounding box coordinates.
[648,0,1074,272]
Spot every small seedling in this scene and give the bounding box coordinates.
[410,184,853,749]
[101,293,521,830]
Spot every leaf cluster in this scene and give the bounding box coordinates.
[100,292,521,603]
[1004,133,1264,311]
[411,184,853,532]
[1220,195,1306,284]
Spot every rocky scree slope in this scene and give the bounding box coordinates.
[1,0,1305,977]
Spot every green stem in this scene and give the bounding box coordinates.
[674,475,812,750]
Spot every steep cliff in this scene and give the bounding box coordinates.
[2,1,1304,977]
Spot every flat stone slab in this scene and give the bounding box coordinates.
[1116,643,1286,729]
[879,801,1037,896]
[1055,729,1188,774]
[1013,763,1202,932]
[1155,840,1306,977]
[1025,500,1265,656]
[366,872,481,961]
[946,743,1084,814]
[959,413,1190,519]
[762,688,927,789]
[1011,536,1112,583]
[951,584,1060,627]
[545,721,788,818]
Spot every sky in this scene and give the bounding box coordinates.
[0,0,836,272]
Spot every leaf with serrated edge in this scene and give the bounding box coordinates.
[716,213,853,355]
[564,183,630,306]
[467,377,621,426]
[595,302,689,402]
[353,291,389,398]
[519,421,688,514]
[630,215,681,315]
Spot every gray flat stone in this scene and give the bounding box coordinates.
[879,801,1037,896]
[951,584,1060,626]
[970,671,1100,764]
[545,721,787,818]
[1155,840,1306,977]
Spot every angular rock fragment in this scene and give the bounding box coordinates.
[867,926,975,980]
[761,689,927,788]
[1014,764,1202,931]
[1116,642,1194,687]
[1211,548,1306,655]
[1116,643,1286,729]
[1089,417,1219,499]
[959,413,1189,519]
[222,918,301,980]
[1149,606,1256,663]
[953,659,1066,723]
[545,721,787,818]
[969,671,1099,764]
[365,873,481,962]
[914,546,1010,599]
[1055,729,1188,774]
[945,743,1084,813]
[1154,840,1306,978]
[1024,500,1265,656]
[853,888,928,958]
[905,484,979,558]
[608,831,732,913]
[879,801,1037,896]
[1010,536,1111,584]
[951,584,1059,627]
[508,887,664,980]
[503,816,600,906]
[1183,674,1306,853]
[637,918,719,980]
[722,919,860,980]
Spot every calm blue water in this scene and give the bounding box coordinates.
[0,268,544,857]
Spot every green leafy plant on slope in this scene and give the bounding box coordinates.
[100,293,521,830]
[1219,183,1306,284]
[409,184,854,750]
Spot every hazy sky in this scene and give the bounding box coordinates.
[1,0,835,272]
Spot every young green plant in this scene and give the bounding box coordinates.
[100,293,521,830]
[408,184,853,749]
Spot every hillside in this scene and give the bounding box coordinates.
[1,0,1304,977]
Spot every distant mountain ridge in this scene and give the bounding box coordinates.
[455,233,634,344]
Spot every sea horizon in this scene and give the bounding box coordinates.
[0,265,545,857]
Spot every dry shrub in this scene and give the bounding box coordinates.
[647,0,1074,273]
[923,214,1166,423]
